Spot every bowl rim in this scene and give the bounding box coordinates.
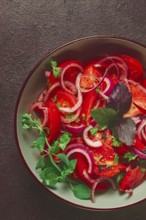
[14,35,146,211]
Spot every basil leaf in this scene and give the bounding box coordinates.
[91,107,118,128]
[107,82,132,115]
[71,183,91,200]
[111,117,136,146]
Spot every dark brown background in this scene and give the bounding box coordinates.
[1,0,146,219]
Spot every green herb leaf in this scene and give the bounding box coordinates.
[68,159,77,171]
[112,136,122,147]
[71,183,91,200]
[90,127,98,136]
[113,155,119,164]
[116,173,124,185]
[91,107,118,128]
[36,156,45,170]
[31,131,46,152]
[112,117,136,146]
[123,152,137,161]
[59,132,71,150]
[40,167,60,188]
[51,60,61,78]
[50,140,59,154]
[107,82,132,115]
[57,153,70,167]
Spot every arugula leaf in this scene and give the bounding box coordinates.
[112,117,136,146]
[71,183,91,200]
[91,107,118,128]
[51,60,61,78]
[107,82,132,115]
[36,155,45,170]
[123,152,137,161]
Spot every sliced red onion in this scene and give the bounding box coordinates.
[60,62,83,94]
[66,145,93,174]
[131,116,142,125]
[64,81,77,94]
[29,101,48,127]
[45,71,51,78]
[61,107,82,124]
[64,143,85,154]
[83,169,94,183]
[101,77,114,95]
[98,90,108,100]
[125,189,133,195]
[37,89,47,102]
[133,147,146,159]
[83,126,102,148]
[44,82,60,103]
[65,123,86,133]
[91,177,116,203]
[137,119,146,142]
[95,56,128,69]
[59,74,83,113]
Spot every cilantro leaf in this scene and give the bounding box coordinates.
[59,132,71,150]
[107,82,132,115]
[71,183,91,200]
[112,136,122,147]
[116,173,124,185]
[113,155,119,164]
[51,60,61,78]
[123,152,137,161]
[57,153,70,167]
[90,127,98,136]
[112,117,136,146]
[40,167,59,188]
[91,107,118,128]
[31,131,46,152]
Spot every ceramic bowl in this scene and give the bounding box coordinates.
[15,36,146,210]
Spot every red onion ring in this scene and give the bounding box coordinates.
[59,74,83,113]
[65,123,86,133]
[101,77,114,95]
[95,56,128,69]
[137,119,146,142]
[37,89,47,102]
[64,81,77,94]
[44,82,60,103]
[83,169,94,183]
[29,101,48,127]
[60,62,83,94]
[83,126,102,148]
[91,177,116,203]
[66,145,93,174]
[133,147,146,159]
[45,71,51,78]
[61,107,82,124]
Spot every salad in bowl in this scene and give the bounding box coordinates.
[15,37,146,210]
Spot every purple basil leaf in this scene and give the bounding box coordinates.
[111,117,136,146]
[107,82,132,115]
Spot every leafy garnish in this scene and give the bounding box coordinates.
[71,183,91,200]
[36,155,45,170]
[113,155,119,164]
[91,107,118,128]
[91,82,136,145]
[107,82,132,115]
[123,152,137,161]
[51,60,61,78]
[116,173,124,185]
[59,132,71,150]
[90,127,98,136]
[112,136,122,147]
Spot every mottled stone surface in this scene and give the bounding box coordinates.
[0,0,146,219]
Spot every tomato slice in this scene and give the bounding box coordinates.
[56,90,77,107]
[45,100,61,143]
[59,59,83,83]
[119,166,145,191]
[81,90,98,125]
[91,145,126,177]
[75,153,110,190]
[134,136,146,151]
[119,55,144,82]
[80,64,102,89]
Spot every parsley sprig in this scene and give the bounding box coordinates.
[22,113,91,199]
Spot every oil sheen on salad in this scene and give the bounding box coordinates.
[22,54,146,202]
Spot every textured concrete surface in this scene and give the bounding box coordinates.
[1,0,146,219]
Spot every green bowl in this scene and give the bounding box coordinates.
[15,36,146,210]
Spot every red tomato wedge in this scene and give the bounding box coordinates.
[119,166,145,191]
[119,55,144,82]
[81,90,98,125]
[56,90,77,107]
[80,64,102,89]
[45,100,61,143]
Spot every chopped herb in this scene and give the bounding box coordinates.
[90,127,98,136]
[116,173,124,185]
[141,168,146,173]
[52,95,57,102]
[66,113,75,120]
[113,155,119,164]
[51,60,61,78]
[82,114,85,121]
[112,136,122,147]
[95,88,101,93]
[56,102,61,108]
[123,152,137,161]
[75,118,80,123]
